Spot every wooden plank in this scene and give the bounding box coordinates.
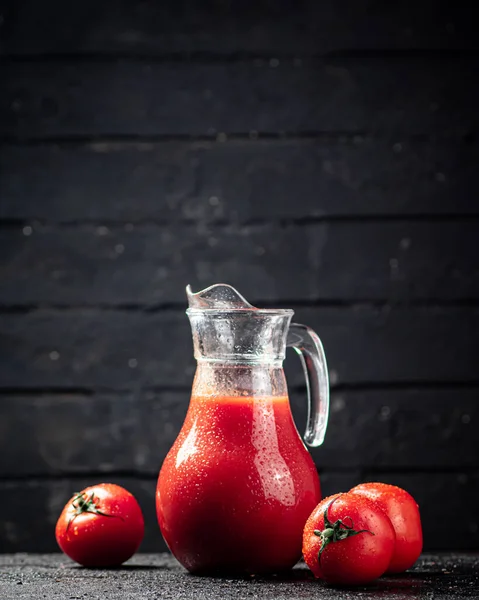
[0,0,473,56]
[298,389,479,470]
[0,307,478,388]
[1,60,477,137]
[0,142,195,221]
[0,224,313,305]
[1,140,477,221]
[0,472,476,552]
[0,392,189,477]
[1,221,478,305]
[193,139,479,219]
[293,306,479,388]
[0,389,477,477]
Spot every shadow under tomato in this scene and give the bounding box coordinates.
[75,564,170,571]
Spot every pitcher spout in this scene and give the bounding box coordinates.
[186,283,293,364]
[186,283,256,311]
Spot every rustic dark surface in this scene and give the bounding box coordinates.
[2,221,479,304]
[1,0,479,554]
[0,553,478,600]
[3,60,479,138]
[2,389,478,476]
[1,308,478,388]
[2,472,478,554]
[2,141,478,221]
[2,0,475,55]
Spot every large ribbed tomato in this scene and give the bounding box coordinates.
[350,482,423,573]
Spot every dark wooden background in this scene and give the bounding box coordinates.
[0,0,478,553]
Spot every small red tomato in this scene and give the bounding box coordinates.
[350,482,423,573]
[302,492,395,586]
[55,483,144,567]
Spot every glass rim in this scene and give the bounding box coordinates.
[186,308,295,316]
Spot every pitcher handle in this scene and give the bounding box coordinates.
[287,323,330,447]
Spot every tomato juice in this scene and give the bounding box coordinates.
[156,394,321,574]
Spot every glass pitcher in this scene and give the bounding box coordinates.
[156,284,329,575]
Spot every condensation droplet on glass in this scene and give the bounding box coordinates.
[49,351,60,361]
[216,132,227,143]
[269,58,280,68]
[393,142,402,153]
[400,238,411,250]
[115,244,125,254]
[128,358,138,369]
[23,226,33,236]
[436,172,446,183]
[97,226,109,236]
[209,196,220,206]
[462,414,471,424]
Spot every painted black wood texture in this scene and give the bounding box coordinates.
[1,307,478,389]
[1,473,478,553]
[0,389,477,477]
[2,60,478,138]
[0,0,478,554]
[1,221,478,305]
[1,140,478,222]
[1,0,474,55]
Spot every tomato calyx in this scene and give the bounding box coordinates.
[313,496,374,561]
[66,491,123,531]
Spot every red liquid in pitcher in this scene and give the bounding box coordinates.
[156,395,321,574]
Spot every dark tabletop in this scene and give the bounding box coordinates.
[0,553,478,599]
